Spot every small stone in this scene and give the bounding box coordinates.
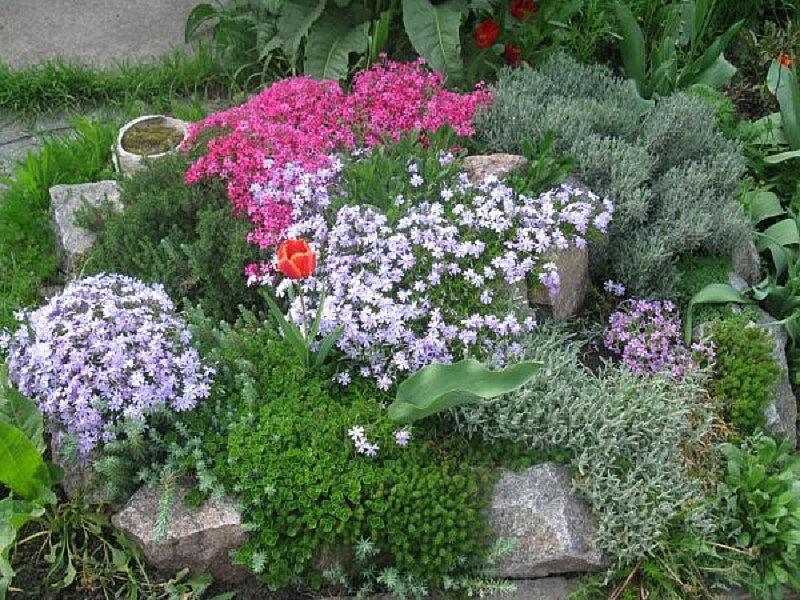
[732,238,761,285]
[752,309,797,447]
[49,181,122,274]
[462,153,529,184]
[487,463,606,578]
[49,430,110,505]
[112,480,249,583]
[529,246,590,320]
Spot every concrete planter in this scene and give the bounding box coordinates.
[113,115,188,176]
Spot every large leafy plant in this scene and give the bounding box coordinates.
[747,58,800,164]
[613,0,743,99]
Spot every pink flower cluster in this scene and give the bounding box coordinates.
[604,299,714,379]
[183,58,492,251]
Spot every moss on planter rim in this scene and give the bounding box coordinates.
[121,118,184,156]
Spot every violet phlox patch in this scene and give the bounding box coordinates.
[183,58,492,253]
[6,274,214,457]
[604,298,714,378]
[282,168,613,390]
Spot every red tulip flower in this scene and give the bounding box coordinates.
[778,52,795,69]
[504,44,523,67]
[510,0,537,20]
[277,239,316,279]
[474,19,501,49]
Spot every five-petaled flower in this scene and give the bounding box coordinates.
[277,239,316,279]
[510,0,537,20]
[474,19,501,49]
[504,44,523,67]
[778,52,795,69]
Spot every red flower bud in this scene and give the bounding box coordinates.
[510,0,537,20]
[503,44,523,67]
[474,19,501,49]
[277,239,316,279]
[778,52,795,69]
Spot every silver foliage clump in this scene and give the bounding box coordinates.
[476,53,749,296]
[453,325,716,567]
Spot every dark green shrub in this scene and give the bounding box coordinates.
[710,316,779,434]
[86,153,262,323]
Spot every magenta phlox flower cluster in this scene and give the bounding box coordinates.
[604,299,714,378]
[6,274,214,457]
[183,58,492,252]
[283,169,613,389]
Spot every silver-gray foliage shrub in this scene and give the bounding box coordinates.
[453,325,716,567]
[476,53,749,296]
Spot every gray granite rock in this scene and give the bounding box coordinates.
[529,246,590,320]
[732,238,761,285]
[487,464,606,578]
[752,310,797,446]
[112,481,249,583]
[49,180,122,274]
[462,153,529,184]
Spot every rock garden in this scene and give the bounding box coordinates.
[2,1,800,599]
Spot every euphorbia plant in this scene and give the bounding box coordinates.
[264,239,343,369]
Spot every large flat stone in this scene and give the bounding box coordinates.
[487,464,606,578]
[0,0,198,67]
[49,180,122,274]
[112,480,249,583]
[462,153,529,184]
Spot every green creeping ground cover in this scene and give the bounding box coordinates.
[0,118,117,329]
[85,153,263,323]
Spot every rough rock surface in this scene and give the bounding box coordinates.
[49,432,110,505]
[487,463,605,578]
[732,238,761,285]
[49,180,122,273]
[462,153,528,184]
[112,480,248,583]
[529,246,590,319]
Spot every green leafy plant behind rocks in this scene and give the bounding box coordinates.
[710,315,780,435]
[86,152,262,323]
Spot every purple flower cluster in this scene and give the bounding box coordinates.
[348,425,379,456]
[6,274,214,457]
[285,166,612,389]
[604,299,714,378]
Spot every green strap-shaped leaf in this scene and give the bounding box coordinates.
[684,283,754,343]
[677,20,743,89]
[765,149,800,164]
[277,0,327,65]
[613,2,647,97]
[402,0,465,83]
[305,7,369,81]
[0,422,50,500]
[746,190,784,224]
[185,3,218,42]
[0,365,44,454]
[768,61,800,149]
[388,359,539,423]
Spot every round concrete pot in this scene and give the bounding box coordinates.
[113,115,188,176]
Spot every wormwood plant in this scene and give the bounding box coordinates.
[0,118,117,330]
[710,315,780,435]
[476,53,749,296]
[86,152,262,323]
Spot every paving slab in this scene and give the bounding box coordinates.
[0,0,198,68]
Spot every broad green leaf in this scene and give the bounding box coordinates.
[765,149,800,164]
[262,293,309,366]
[613,2,647,96]
[277,0,327,65]
[305,7,369,81]
[759,219,800,248]
[684,283,753,343]
[0,366,44,454]
[388,359,539,423]
[0,422,50,500]
[402,0,465,83]
[747,112,787,146]
[768,60,800,149]
[185,3,218,42]
[688,55,737,89]
[0,497,45,599]
[746,190,784,224]
[677,21,743,89]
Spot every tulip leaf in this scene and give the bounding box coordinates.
[746,190,784,224]
[388,359,540,423]
[613,2,647,96]
[684,283,754,343]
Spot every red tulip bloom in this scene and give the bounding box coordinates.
[778,52,795,69]
[474,19,501,49]
[510,0,537,20]
[277,239,316,279]
[504,44,523,67]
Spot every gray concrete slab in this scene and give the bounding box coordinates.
[0,0,199,68]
